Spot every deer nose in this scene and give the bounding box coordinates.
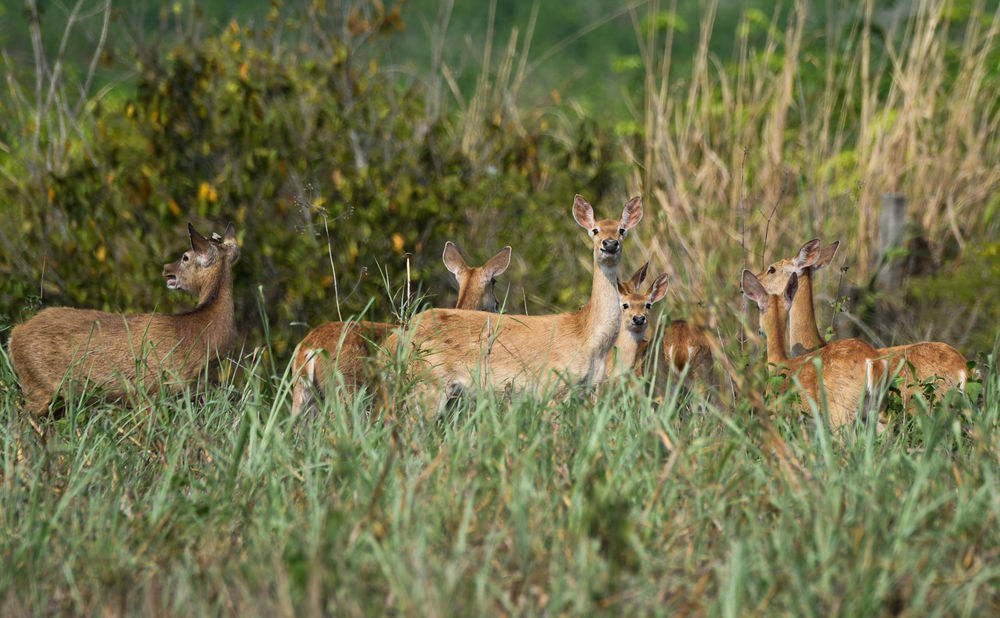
[601,238,620,253]
[631,315,646,327]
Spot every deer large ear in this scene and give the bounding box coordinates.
[629,262,649,290]
[741,269,769,311]
[783,272,799,307]
[620,196,643,230]
[442,241,468,276]
[792,238,821,271]
[222,222,240,262]
[189,223,211,254]
[814,240,840,270]
[483,246,512,278]
[648,273,669,304]
[573,195,596,230]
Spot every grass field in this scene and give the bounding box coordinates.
[3,0,1000,614]
[2,328,998,615]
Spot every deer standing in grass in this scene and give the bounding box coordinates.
[9,223,240,418]
[384,194,642,408]
[290,242,511,414]
[741,269,886,428]
[754,238,969,412]
[606,263,716,392]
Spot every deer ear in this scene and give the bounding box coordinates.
[442,241,467,275]
[223,222,237,246]
[741,269,769,311]
[629,262,649,289]
[573,195,596,230]
[793,238,822,271]
[617,279,632,296]
[620,196,643,230]
[648,273,669,304]
[222,222,240,262]
[814,241,840,270]
[483,246,512,278]
[784,272,799,306]
[189,223,211,254]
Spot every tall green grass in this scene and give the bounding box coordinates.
[3,331,998,614]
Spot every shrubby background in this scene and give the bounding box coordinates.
[1,0,999,360]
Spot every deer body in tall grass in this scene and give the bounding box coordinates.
[290,242,511,414]
[742,270,886,428]
[755,238,969,412]
[385,195,642,408]
[9,223,240,417]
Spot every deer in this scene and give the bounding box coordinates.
[606,263,716,394]
[383,194,643,410]
[741,269,887,428]
[606,263,665,378]
[9,222,240,420]
[290,241,512,414]
[754,238,969,413]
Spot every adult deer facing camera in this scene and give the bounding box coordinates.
[290,241,511,414]
[9,222,240,419]
[385,194,642,410]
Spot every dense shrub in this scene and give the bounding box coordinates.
[0,2,627,357]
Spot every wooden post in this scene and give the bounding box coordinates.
[876,193,906,290]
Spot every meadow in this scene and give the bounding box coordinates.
[3,0,1000,614]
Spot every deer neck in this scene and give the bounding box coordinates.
[609,326,645,377]
[583,258,622,341]
[788,267,823,355]
[192,262,235,326]
[764,300,790,364]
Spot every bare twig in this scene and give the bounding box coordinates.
[760,174,789,271]
[322,213,343,321]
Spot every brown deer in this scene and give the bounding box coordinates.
[290,241,512,414]
[606,263,666,378]
[9,222,240,418]
[383,194,642,410]
[607,263,721,398]
[741,269,887,428]
[754,238,969,412]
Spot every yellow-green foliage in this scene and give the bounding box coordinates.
[0,2,627,357]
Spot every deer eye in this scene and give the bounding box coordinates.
[183,254,189,262]
[591,228,599,235]
[622,303,629,310]
[618,227,626,236]
[645,303,652,309]
[767,266,776,274]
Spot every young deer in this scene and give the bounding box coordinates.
[290,242,512,414]
[606,264,716,388]
[755,238,969,411]
[741,270,886,428]
[385,194,642,408]
[606,263,667,377]
[9,223,240,418]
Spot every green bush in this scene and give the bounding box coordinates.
[0,1,626,358]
